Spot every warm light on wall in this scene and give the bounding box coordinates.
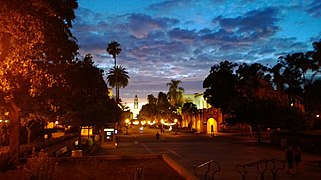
[160,119,177,126]
[141,120,146,125]
[132,121,139,125]
[147,120,156,125]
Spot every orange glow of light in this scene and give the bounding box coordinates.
[147,120,156,125]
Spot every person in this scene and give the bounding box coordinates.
[293,145,302,174]
[285,145,294,175]
[156,131,160,141]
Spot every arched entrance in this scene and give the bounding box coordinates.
[207,118,217,136]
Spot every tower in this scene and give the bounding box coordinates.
[133,95,139,119]
[134,95,138,109]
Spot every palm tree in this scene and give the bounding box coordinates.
[106,41,121,67]
[181,102,199,131]
[166,80,184,108]
[106,65,130,102]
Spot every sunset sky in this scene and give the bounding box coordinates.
[72,0,321,106]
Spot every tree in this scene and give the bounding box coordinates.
[156,92,172,120]
[309,40,321,80]
[166,80,184,112]
[203,61,238,114]
[277,53,305,103]
[181,102,199,130]
[140,94,158,121]
[49,54,122,146]
[106,41,121,67]
[147,94,157,105]
[0,0,78,164]
[106,66,130,102]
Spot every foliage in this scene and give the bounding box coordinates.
[203,59,307,133]
[203,61,238,114]
[0,0,78,164]
[106,41,121,67]
[51,54,122,129]
[106,65,130,102]
[0,151,15,172]
[166,80,184,109]
[22,149,56,179]
[181,102,199,128]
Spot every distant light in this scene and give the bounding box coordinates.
[55,120,59,125]
[316,114,320,118]
[0,120,2,123]
[147,120,156,125]
[4,120,9,123]
[139,127,144,131]
[290,103,294,107]
[104,128,114,131]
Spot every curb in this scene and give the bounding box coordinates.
[162,154,198,180]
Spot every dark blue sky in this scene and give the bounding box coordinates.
[72,0,321,106]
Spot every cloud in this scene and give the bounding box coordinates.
[207,7,280,44]
[124,13,179,39]
[148,0,196,11]
[73,1,321,103]
[168,28,198,43]
[306,0,321,17]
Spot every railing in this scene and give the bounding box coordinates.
[194,160,220,180]
[236,159,285,180]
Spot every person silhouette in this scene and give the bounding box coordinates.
[285,145,294,175]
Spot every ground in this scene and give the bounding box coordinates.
[0,158,184,180]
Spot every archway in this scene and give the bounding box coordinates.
[207,118,217,136]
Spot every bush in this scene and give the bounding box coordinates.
[0,151,16,172]
[22,148,57,179]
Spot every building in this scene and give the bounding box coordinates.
[181,93,223,136]
[132,95,140,119]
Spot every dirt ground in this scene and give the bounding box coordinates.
[0,158,184,180]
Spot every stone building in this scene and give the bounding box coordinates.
[181,93,223,135]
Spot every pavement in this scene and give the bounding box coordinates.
[91,127,321,179]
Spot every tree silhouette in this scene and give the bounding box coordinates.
[106,41,121,67]
[166,80,184,112]
[106,66,130,102]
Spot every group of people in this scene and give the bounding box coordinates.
[286,145,302,175]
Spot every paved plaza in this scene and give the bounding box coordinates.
[92,126,321,179]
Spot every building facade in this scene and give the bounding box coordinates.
[181,93,223,135]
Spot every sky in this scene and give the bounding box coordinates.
[72,0,321,107]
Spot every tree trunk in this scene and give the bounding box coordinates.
[7,101,21,165]
[78,123,82,149]
[27,127,32,143]
[257,124,262,143]
[116,85,120,102]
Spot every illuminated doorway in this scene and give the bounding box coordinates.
[207,118,217,136]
